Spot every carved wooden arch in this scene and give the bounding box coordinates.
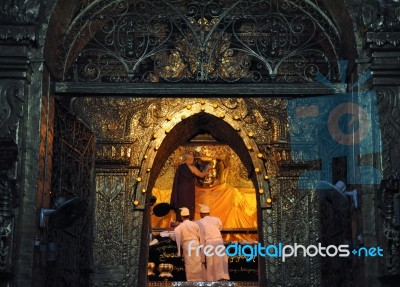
[136,106,270,201]
[52,0,345,84]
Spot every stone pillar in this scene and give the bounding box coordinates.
[363,1,400,284]
[0,46,43,286]
[0,1,44,285]
[91,142,143,287]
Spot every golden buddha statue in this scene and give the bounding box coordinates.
[195,157,224,188]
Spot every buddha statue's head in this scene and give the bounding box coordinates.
[195,157,224,187]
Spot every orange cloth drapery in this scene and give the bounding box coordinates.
[151,183,258,242]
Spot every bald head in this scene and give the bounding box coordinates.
[184,153,194,164]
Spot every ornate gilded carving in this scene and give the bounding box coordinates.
[72,97,285,147]
[262,176,322,286]
[96,142,134,167]
[245,98,288,142]
[94,173,127,266]
[258,139,324,286]
[0,81,24,138]
[92,166,143,287]
[58,0,340,83]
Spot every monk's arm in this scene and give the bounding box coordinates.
[188,164,211,178]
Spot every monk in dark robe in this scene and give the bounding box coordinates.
[170,153,211,221]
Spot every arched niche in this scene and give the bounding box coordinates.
[132,109,270,285]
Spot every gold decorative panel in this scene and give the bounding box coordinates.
[72,98,288,144]
[92,169,143,286]
[94,173,127,266]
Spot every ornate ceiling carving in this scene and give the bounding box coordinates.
[58,0,341,83]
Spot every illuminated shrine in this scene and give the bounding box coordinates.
[1,1,400,287]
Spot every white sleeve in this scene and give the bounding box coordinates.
[196,220,205,246]
[217,218,223,231]
[174,226,182,257]
[196,221,206,263]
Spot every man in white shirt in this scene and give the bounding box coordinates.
[197,204,230,281]
[173,207,206,281]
